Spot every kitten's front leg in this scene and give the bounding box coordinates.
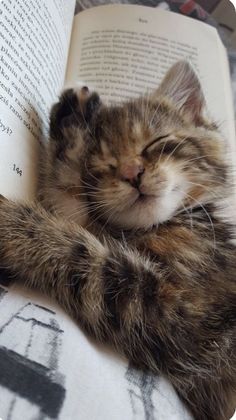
[0,198,234,420]
[0,197,160,364]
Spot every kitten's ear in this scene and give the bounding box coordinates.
[156,61,205,123]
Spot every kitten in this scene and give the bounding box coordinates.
[0,61,235,420]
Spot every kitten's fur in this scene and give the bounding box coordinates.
[0,62,235,419]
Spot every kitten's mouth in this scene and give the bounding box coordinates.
[133,192,157,206]
[138,193,148,201]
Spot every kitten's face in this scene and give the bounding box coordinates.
[50,62,226,230]
[82,100,225,229]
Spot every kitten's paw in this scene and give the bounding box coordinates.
[50,86,101,137]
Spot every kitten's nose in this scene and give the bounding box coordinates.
[120,162,144,188]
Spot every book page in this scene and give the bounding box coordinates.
[0,0,75,200]
[66,5,235,168]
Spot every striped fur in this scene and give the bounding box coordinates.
[0,62,235,419]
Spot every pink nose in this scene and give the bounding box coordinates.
[120,162,144,187]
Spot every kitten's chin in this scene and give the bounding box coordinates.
[109,194,180,230]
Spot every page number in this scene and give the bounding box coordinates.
[13,164,23,177]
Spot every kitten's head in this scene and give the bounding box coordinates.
[48,61,227,230]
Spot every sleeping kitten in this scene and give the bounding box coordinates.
[0,61,235,420]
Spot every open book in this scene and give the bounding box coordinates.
[0,1,235,202]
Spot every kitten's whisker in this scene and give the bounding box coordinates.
[149,99,162,127]
[97,208,120,236]
[67,208,90,221]
[84,160,100,184]
[181,154,229,169]
[143,92,152,126]
[182,155,221,165]
[181,200,193,231]
[73,192,96,197]
[157,138,170,165]
[66,197,112,219]
[63,175,100,191]
[186,181,223,197]
[180,189,216,253]
[65,183,101,193]
[183,165,227,174]
[185,181,233,210]
[80,180,101,191]
[86,203,119,230]
[67,201,110,221]
[183,171,226,183]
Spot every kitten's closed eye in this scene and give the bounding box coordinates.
[142,134,171,155]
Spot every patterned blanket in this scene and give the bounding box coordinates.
[0,283,192,420]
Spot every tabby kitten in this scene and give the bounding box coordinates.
[0,61,235,420]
